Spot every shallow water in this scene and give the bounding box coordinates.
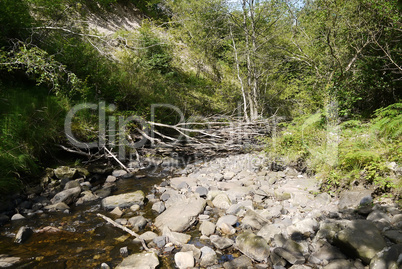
[0,172,165,268]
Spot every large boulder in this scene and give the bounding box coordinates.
[101,190,145,210]
[115,252,159,269]
[334,220,386,264]
[51,187,81,205]
[236,231,270,262]
[154,197,206,232]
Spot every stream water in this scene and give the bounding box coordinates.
[0,171,166,268]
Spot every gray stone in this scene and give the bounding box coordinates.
[152,201,166,214]
[360,196,373,206]
[210,235,234,249]
[138,231,158,243]
[153,236,166,248]
[195,186,208,197]
[175,251,194,269]
[236,231,270,262]
[199,220,216,236]
[367,210,391,223]
[383,230,402,244]
[11,214,25,221]
[212,193,232,210]
[223,255,253,269]
[287,218,319,237]
[115,252,159,269]
[130,204,140,212]
[51,186,81,205]
[310,240,346,262]
[44,202,70,211]
[338,190,372,210]
[110,207,123,217]
[216,215,238,229]
[257,223,283,244]
[154,197,206,232]
[128,216,148,232]
[0,255,21,268]
[335,220,386,264]
[100,262,110,269]
[112,170,127,177]
[170,177,198,190]
[120,246,128,257]
[224,171,236,180]
[241,210,267,230]
[14,226,33,243]
[101,190,145,210]
[270,252,287,267]
[163,228,191,246]
[64,180,81,190]
[105,176,117,183]
[322,259,359,269]
[160,193,170,202]
[181,244,201,260]
[200,246,217,267]
[76,191,98,205]
[54,166,77,180]
[369,243,402,269]
[273,247,305,265]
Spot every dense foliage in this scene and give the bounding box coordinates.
[0,0,400,197]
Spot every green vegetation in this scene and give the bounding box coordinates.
[0,0,400,199]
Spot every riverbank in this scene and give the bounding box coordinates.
[0,152,401,268]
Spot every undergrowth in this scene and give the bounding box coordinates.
[264,103,402,201]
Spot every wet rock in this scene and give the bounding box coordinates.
[94,188,112,199]
[128,216,148,232]
[210,235,234,249]
[200,246,217,267]
[120,246,128,257]
[223,255,253,269]
[112,170,127,177]
[369,243,402,269]
[14,226,33,243]
[152,201,166,214]
[199,220,216,236]
[100,262,110,269]
[51,186,81,205]
[105,176,117,183]
[335,219,386,264]
[76,191,98,205]
[174,251,194,269]
[44,202,69,211]
[101,190,145,210]
[54,166,77,180]
[212,193,232,210]
[0,214,9,226]
[236,231,270,262]
[11,214,25,221]
[115,252,159,269]
[154,197,206,232]
[0,255,21,268]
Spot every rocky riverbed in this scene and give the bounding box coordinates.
[0,152,401,268]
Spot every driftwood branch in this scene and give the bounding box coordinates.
[97,213,150,251]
